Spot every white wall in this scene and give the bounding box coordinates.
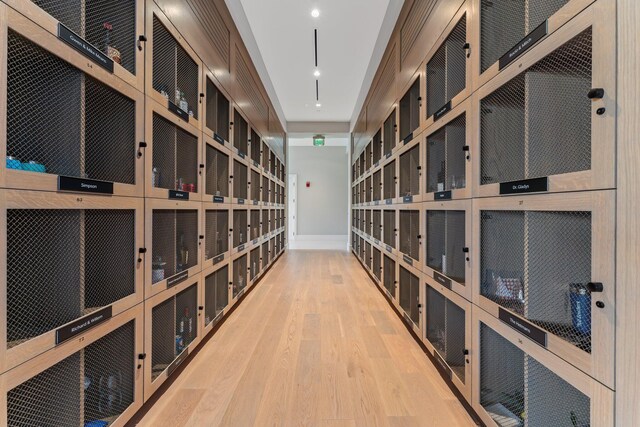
[288,146,349,249]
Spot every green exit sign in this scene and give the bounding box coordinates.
[313,135,325,146]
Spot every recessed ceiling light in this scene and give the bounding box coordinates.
[316,103,322,108]
[313,70,321,77]
[311,9,320,18]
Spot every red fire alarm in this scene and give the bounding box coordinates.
[306,181,310,188]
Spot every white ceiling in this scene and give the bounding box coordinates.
[235,0,394,122]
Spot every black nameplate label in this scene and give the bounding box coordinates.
[253,200,259,205]
[56,306,112,345]
[238,151,245,159]
[499,21,548,70]
[403,195,413,203]
[385,289,392,298]
[403,255,413,266]
[169,190,190,200]
[433,101,452,121]
[237,198,245,204]
[403,133,414,145]
[167,348,189,376]
[213,195,224,203]
[374,161,380,168]
[212,254,225,265]
[58,176,113,194]
[385,199,393,205]
[58,23,114,72]
[435,190,452,200]
[403,312,413,325]
[499,177,548,195]
[167,270,189,288]
[253,160,259,168]
[238,244,245,251]
[374,200,380,206]
[253,239,259,245]
[433,271,452,289]
[237,289,246,298]
[386,152,392,159]
[168,101,190,121]
[210,311,224,328]
[499,308,547,347]
[386,245,393,253]
[434,351,452,380]
[214,133,225,144]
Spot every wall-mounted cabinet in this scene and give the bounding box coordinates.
[0,190,143,372]
[473,308,613,427]
[147,7,201,130]
[146,101,202,201]
[203,263,229,333]
[399,76,422,144]
[145,199,201,297]
[426,7,470,124]
[3,0,144,88]
[425,200,471,300]
[203,205,229,270]
[399,209,422,264]
[232,159,249,203]
[1,306,143,427]
[145,277,200,399]
[474,6,615,198]
[204,140,230,203]
[424,281,471,400]
[426,100,472,200]
[1,12,144,197]
[204,74,230,144]
[473,191,614,387]
[399,263,421,333]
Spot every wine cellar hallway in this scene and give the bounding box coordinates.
[129,250,475,427]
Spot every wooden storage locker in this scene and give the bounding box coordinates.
[399,208,423,265]
[383,254,397,301]
[232,109,249,158]
[472,191,615,387]
[202,202,230,270]
[398,134,423,203]
[372,129,383,167]
[145,199,201,298]
[399,74,423,145]
[204,137,231,204]
[144,276,201,399]
[145,99,203,201]
[2,0,145,89]
[373,170,382,203]
[0,190,143,372]
[425,99,472,201]
[398,261,422,334]
[146,3,202,130]
[0,8,144,197]
[382,209,397,255]
[204,72,231,146]
[231,158,249,204]
[250,168,262,204]
[383,108,398,157]
[1,305,144,427]
[202,262,230,335]
[473,2,615,198]
[424,199,472,300]
[250,129,262,168]
[372,246,382,283]
[472,307,613,427]
[383,160,397,203]
[232,208,249,253]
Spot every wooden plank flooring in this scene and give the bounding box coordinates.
[131,250,475,427]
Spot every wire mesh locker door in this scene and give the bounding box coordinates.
[427,113,468,197]
[365,142,372,171]
[250,248,260,281]
[373,247,382,281]
[399,145,421,199]
[383,109,397,156]
[151,112,199,195]
[383,210,396,249]
[250,210,261,241]
[365,210,372,236]
[372,210,382,241]
[205,144,229,199]
[383,160,397,201]
[206,77,230,142]
[365,176,372,203]
[383,255,396,297]
[373,170,382,202]
[425,286,466,385]
[233,255,248,297]
[251,170,261,202]
[261,175,269,203]
[233,110,248,156]
[232,160,248,201]
[270,209,276,233]
[426,14,467,118]
[6,318,138,426]
[5,28,140,193]
[151,209,198,288]
[205,209,229,262]
[262,241,270,266]
[232,210,248,249]
[426,209,466,286]
[372,130,382,166]
[204,265,228,326]
[399,210,420,262]
[152,15,199,120]
[399,77,421,143]
[365,242,372,270]
[359,154,365,179]
[250,129,261,166]
[399,266,420,326]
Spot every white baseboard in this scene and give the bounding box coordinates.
[288,234,349,250]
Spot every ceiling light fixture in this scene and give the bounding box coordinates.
[314,70,321,77]
[316,103,322,108]
[311,9,320,18]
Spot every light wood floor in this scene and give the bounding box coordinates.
[132,250,476,427]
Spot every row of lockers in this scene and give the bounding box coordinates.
[0,188,285,374]
[353,0,613,203]
[0,237,286,427]
[0,1,286,200]
[351,190,614,389]
[352,235,612,427]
